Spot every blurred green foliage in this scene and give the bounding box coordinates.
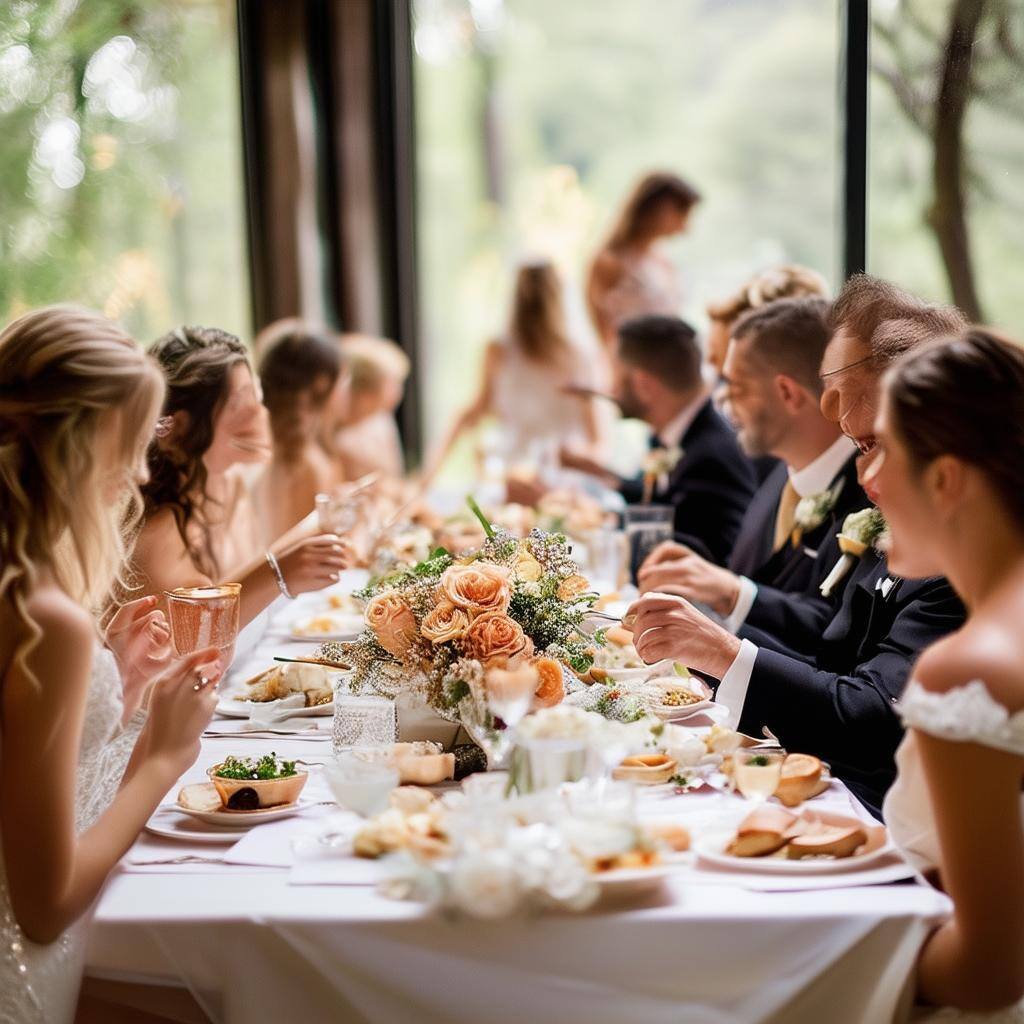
[0,0,249,344]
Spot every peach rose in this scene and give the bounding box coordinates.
[364,593,417,659]
[512,546,543,582]
[440,563,511,617]
[463,611,534,666]
[556,574,590,601]
[421,601,471,644]
[531,657,565,709]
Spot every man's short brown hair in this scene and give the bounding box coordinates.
[829,274,967,362]
[731,296,832,395]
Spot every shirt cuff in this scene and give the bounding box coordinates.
[715,638,759,730]
[723,576,757,634]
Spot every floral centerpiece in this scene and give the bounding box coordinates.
[346,498,600,743]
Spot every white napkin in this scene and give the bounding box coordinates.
[223,806,337,867]
[248,693,306,727]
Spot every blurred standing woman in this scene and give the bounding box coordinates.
[134,326,351,629]
[586,171,701,351]
[424,261,600,481]
[0,307,223,1023]
[257,323,347,539]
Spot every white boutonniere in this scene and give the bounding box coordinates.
[641,446,683,503]
[819,507,889,598]
[791,480,843,546]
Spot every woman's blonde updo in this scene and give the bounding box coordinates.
[0,305,164,677]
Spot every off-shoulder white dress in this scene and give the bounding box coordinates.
[0,647,141,1024]
[885,680,1024,1022]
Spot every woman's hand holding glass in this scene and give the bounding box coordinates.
[136,647,224,780]
[276,533,356,593]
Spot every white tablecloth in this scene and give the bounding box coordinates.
[86,576,950,1024]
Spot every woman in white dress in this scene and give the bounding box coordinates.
[870,328,1024,1018]
[424,261,601,484]
[0,306,226,1023]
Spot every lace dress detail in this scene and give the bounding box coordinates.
[886,680,1024,1024]
[0,646,132,1024]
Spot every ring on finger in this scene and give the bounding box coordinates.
[192,672,211,692]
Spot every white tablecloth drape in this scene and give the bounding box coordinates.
[86,576,951,1024]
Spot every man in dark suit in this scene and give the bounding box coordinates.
[638,297,867,649]
[627,275,968,817]
[565,315,755,565]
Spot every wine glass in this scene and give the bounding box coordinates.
[733,749,786,803]
[315,492,360,536]
[164,584,240,662]
[485,668,536,732]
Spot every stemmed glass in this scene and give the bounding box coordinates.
[733,748,786,803]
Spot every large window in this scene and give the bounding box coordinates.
[869,0,1024,328]
[413,0,841,465]
[0,0,249,342]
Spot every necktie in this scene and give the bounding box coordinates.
[772,480,800,552]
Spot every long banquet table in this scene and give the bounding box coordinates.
[85,581,950,1024]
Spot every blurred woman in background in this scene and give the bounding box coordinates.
[328,333,409,480]
[257,323,347,539]
[134,326,351,628]
[586,171,701,351]
[424,260,600,484]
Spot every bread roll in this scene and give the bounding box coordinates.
[726,805,798,857]
[177,783,223,812]
[786,825,866,860]
[774,753,823,807]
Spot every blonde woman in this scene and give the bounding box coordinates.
[0,306,224,1023]
[425,261,600,483]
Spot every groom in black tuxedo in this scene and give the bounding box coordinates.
[638,297,868,648]
[628,275,968,817]
[561,316,755,564]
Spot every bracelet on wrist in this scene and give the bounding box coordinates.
[265,550,295,599]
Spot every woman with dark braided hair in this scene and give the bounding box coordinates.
[133,326,353,628]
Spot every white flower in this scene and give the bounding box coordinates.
[559,817,637,863]
[642,446,683,477]
[447,848,523,919]
[840,507,887,547]
[793,483,840,533]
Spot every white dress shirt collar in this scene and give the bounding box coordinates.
[655,390,709,450]
[788,435,857,499]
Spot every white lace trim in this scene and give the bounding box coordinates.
[900,679,1024,756]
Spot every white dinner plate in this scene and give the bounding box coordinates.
[216,695,334,718]
[695,812,894,875]
[145,800,309,842]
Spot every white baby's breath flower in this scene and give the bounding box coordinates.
[516,705,605,742]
